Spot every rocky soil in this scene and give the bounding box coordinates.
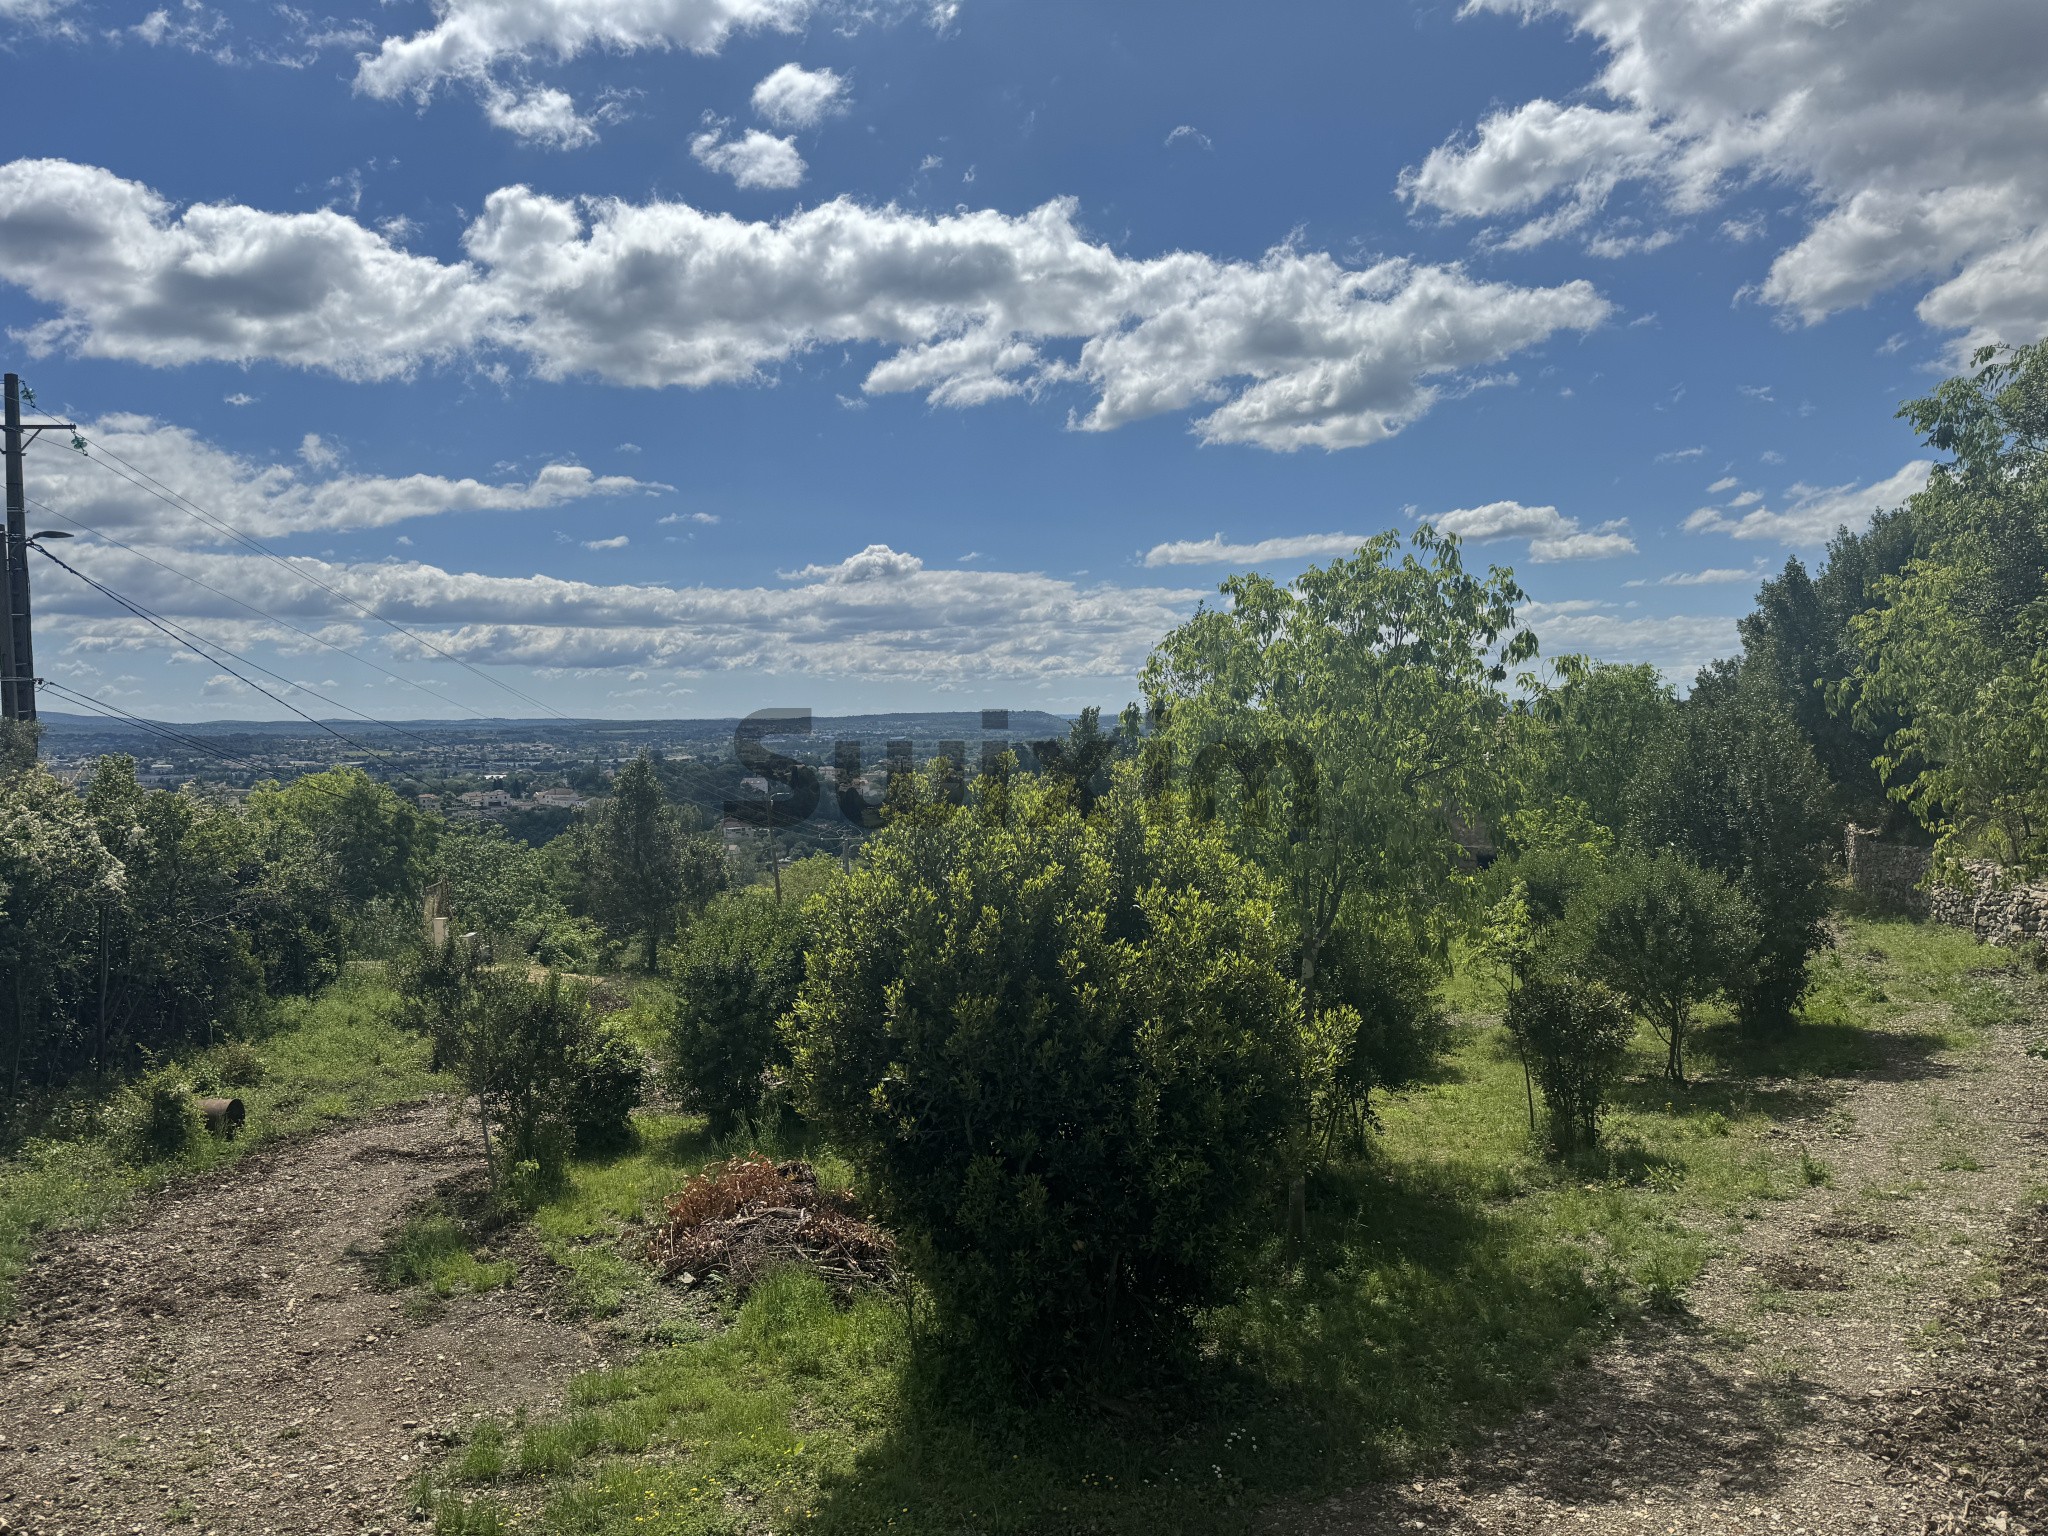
[0,1102,610,1536]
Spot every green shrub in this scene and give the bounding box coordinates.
[1505,977,1635,1155]
[791,767,1303,1384]
[112,1069,202,1162]
[207,1039,267,1089]
[667,888,808,1137]
[1571,849,1757,1084]
[565,1026,644,1153]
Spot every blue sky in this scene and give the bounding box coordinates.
[2,0,2040,721]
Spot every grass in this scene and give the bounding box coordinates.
[0,964,441,1317]
[442,904,2027,1535]
[380,1207,519,1297]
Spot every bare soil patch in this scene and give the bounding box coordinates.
[1294,998,2048,1535]
[0,1103,612,1536]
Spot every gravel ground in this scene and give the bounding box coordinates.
[0,1102,611,1536]
[1296,992,2048,1536]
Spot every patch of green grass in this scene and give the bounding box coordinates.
[381,1208,518,1297]
[458,1420,509,1483]
[0,968,441,1318]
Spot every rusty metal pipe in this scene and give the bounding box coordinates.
[197,1097,245,1137]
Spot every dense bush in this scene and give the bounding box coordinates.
[1571,850,1757,1084]
[1304,907,1446,1151]
[790,767,1303,1383]
[396,945,643,1177]
[1506,977,1635,1155]
[112,1068,203,1162]
[667,888,811,1136]
[566,1026,646,1153]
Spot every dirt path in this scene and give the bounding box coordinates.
[0,1103,612,1536]
[1300,997,2048,1536]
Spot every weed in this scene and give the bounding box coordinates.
[1798,1150,1833,1187]
[457,1420,507,1483]
[379,1208,516,1297]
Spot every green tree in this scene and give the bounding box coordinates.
[1523,656,1675,833]
[580,752,687,970]
[790,766,1302,1380]
[0,766,122,1110]
[1850,341,2048,873]
[248,766,436,912]
[668,887,810,1135]
[1628,665,1836,1030]
[1142,528,1535,1029]
[1572,850,1756,1084]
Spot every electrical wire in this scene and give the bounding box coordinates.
[37,681,260,769]
[30,541,395,759]
[74,439,573,721]
[27,494,497,723]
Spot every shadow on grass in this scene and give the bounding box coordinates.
[1695,1018,1958,1084]
[798,1161,1625,1535]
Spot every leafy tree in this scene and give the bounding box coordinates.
[1302,903,1446,1150]
[1628,665,1836,1030]
[668,887,810,1135]
[790,766,1302,1381]
[81,758,264,1058]
[1850,341,2048,873]
[1142,529,1534,1029]
[1522,656,1675,833]
[248,765,436,913]
[0,766,122,1111]
[1505,976,1635,1156]
[1572,850,1756,1084]
[1030,705,1121,814]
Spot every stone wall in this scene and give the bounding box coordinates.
[1848,826,2048,946]
[1928,860,2048,947]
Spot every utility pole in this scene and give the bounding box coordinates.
[1,373,78,724]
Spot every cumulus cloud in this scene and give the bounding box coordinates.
[352,0,811,130]
[0,159,1612,453]
[582,534,629,549]
[690,126,807,189]
[751,63,847,129]
[1430,500,1637,561]
[1406,0,2048,347]
[1683,461,1933,545]
[1142,531,1368,567]
[481,83,598,148]
[27,414,659,544]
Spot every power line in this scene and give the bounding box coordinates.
[37,680,259,769]
[74,439,572,721]
[31,541,395,759]
[27,494,497,722]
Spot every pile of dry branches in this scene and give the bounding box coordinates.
[647,1156,895,1296]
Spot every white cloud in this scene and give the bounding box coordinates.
[690,126,806,189]
[1521,607,1739,682]
[582,534,629,549]
[751,64,847,129]
[659,511,719,524]
[481,83,598,148]
[0,160,1612,454]
[353,0,811,110]
[1683,460,1933,544]
[39,540,1205,686]
[223,392,256,406]
[1632,565,1764,587]
[1706,476,1737,493]
[1164,125,1212,151]
[1430,499,1637,561]
[28,414,659,544]
[1409,0,2048,348]
[1655,445,1705,462]
[1142,531,1368,568]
